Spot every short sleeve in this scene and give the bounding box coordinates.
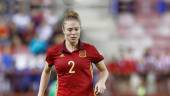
[46,48,54,66]
[88,45,104,64]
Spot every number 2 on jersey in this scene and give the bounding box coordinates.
[68,61,75,73]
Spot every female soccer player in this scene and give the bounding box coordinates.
[38,9,109,96]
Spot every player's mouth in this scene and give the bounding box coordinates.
[70,37,77,40]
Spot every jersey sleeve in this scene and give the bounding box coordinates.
[46,47,54,66]
[88,45,104,64]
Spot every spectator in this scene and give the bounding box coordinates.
[48,80,57,96]
[156,0,170,14]
[1,45,15,72]
[36,19,53,42]
[12,3,31,30]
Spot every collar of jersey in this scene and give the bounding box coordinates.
[61,40,84,54]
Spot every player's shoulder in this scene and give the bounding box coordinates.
[82,41,96,49]
[82,41,103,56]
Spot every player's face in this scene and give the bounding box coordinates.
[63,20,81,44]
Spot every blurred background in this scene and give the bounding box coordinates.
[1,0,170,96]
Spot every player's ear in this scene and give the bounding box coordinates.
[62,24,64,31]
[62,25,65,34]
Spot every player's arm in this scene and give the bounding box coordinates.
[94,60,109,95]
[38,62,52,96]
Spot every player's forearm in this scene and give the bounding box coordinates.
[96,60,109,83]
[38,68,51,96]
[98,69,109,83]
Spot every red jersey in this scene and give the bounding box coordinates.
[46,41,104,96]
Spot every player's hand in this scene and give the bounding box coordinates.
[94,81,106,95]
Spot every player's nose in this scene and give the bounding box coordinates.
[70,30,77,35]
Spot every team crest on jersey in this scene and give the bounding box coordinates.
[59,53,65,57]
[79,50,87,58]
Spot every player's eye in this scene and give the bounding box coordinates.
[67,28,72,32]
[75,28,79,31]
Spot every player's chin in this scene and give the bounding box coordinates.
[69,38,78,43]
[68,40,76,44]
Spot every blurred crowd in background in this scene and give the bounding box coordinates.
[0,0,64,95]
[0,0,170,96]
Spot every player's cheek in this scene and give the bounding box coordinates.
[66,34,71,39]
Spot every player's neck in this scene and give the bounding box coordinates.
[65,40,78,52]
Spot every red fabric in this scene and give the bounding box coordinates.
[107,59,137,75]
[0,24,9,38]
[107,61,120,74]
[120,59,137,75]
[46,41,104,96]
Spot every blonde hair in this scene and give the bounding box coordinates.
[63,9,81,26]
